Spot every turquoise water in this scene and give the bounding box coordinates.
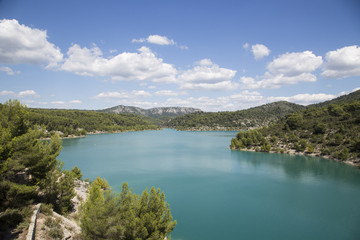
[59,129,360,240]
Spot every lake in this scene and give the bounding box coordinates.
[59,129,360,240]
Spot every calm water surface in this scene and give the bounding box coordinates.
[59,129,360,240]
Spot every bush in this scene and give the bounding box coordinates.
[49,226,64,239]
[40,204,53,216]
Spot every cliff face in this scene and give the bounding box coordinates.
[101,105,201,117]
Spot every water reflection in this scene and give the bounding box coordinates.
[230,150,360,185]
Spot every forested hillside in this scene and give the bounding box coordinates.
[231,99,360,165]
[0,100,77,237]
[166,101,305,130]
[28,108,158,137]
[0,100,176,239]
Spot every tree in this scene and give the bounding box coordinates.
[80,182,109,239]
[70,166,83,180]
[80,180,177,240]
[286,114,304,130]
[0,100,72,235]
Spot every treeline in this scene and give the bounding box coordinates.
[231,100,360,164]
[166,101,305,130]
[0,100,176,239]
[29,108,158,137]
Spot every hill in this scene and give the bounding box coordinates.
[166,101,305,130]
[100,105,201,117]
[231,92,360,165]
[28,108,158,137]
[309,89,360,107]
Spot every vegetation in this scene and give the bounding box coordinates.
[28,108,158,137]
[166,101,305,130]
[80,179,177,240]
[231,100,360,165]
[0,99,177,238]
[0,100,76,237]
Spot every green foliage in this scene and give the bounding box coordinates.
[286,113,304,130]
[313,123,326,134]
[231,98,360,163]
[70,166,83,180]
[42,168,76,214]
[93,176,110,190]
[28,108,158,137]
[80,180,177,240]
[0,99,75,234]
[167,101,305,130]
[40,203,54,216]
[45,216,64,239]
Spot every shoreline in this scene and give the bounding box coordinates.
[41,128,160,140]
[231,147,360,168]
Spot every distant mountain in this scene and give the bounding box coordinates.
[166,101,305,130]
[100,105,201,117]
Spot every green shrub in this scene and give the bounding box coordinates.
[40,204,53,216]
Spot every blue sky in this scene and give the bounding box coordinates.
[0,0,359,111]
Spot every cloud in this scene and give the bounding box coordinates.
[241,51,323,89]
[154,90,183,96]
[0,90,16,96]
[177,59,237,91]
[0,89,40,98]
[0,19,63,68]
[69,100,82,104]
[94,90,152,99]
[0,66,19,75]
[61,45,177,83]
[51,101,65,105]
[132,35,175,45]
[163,92,264,112]
[267,51,322,75]
[322,45,360,78]
[18,90,40,98]
[251,44,270,60]
[243,43,249,49]
[268,93,336,105]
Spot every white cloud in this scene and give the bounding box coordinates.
[178,59,237,91]
[0,89,40,98]
[0,66,19,75]
[0,90,16,96]
[131,38,146,43]
[132,35,175,45]
[147,35,175,45]
[243,43,249,49]
[94,90,152,99]
[267,51,322,75]
[322,45,360,78]
[69,100,82,104]
[179,45,189,50]
[0,19,63,68]
[61,45,177,83]
[268,93,336,105]
[18,90,40,98]
[251,44,270,60]
[154,90,183,96]
[51,101,65,105]
[163,93,264,112]
[241,51,323,89]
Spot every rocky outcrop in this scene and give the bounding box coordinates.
[101,105,201,117]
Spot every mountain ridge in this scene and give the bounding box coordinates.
[99,105,202,117]
[166,101,305,130]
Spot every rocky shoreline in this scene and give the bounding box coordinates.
[42,128,160,140]
[232,146,360,168]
